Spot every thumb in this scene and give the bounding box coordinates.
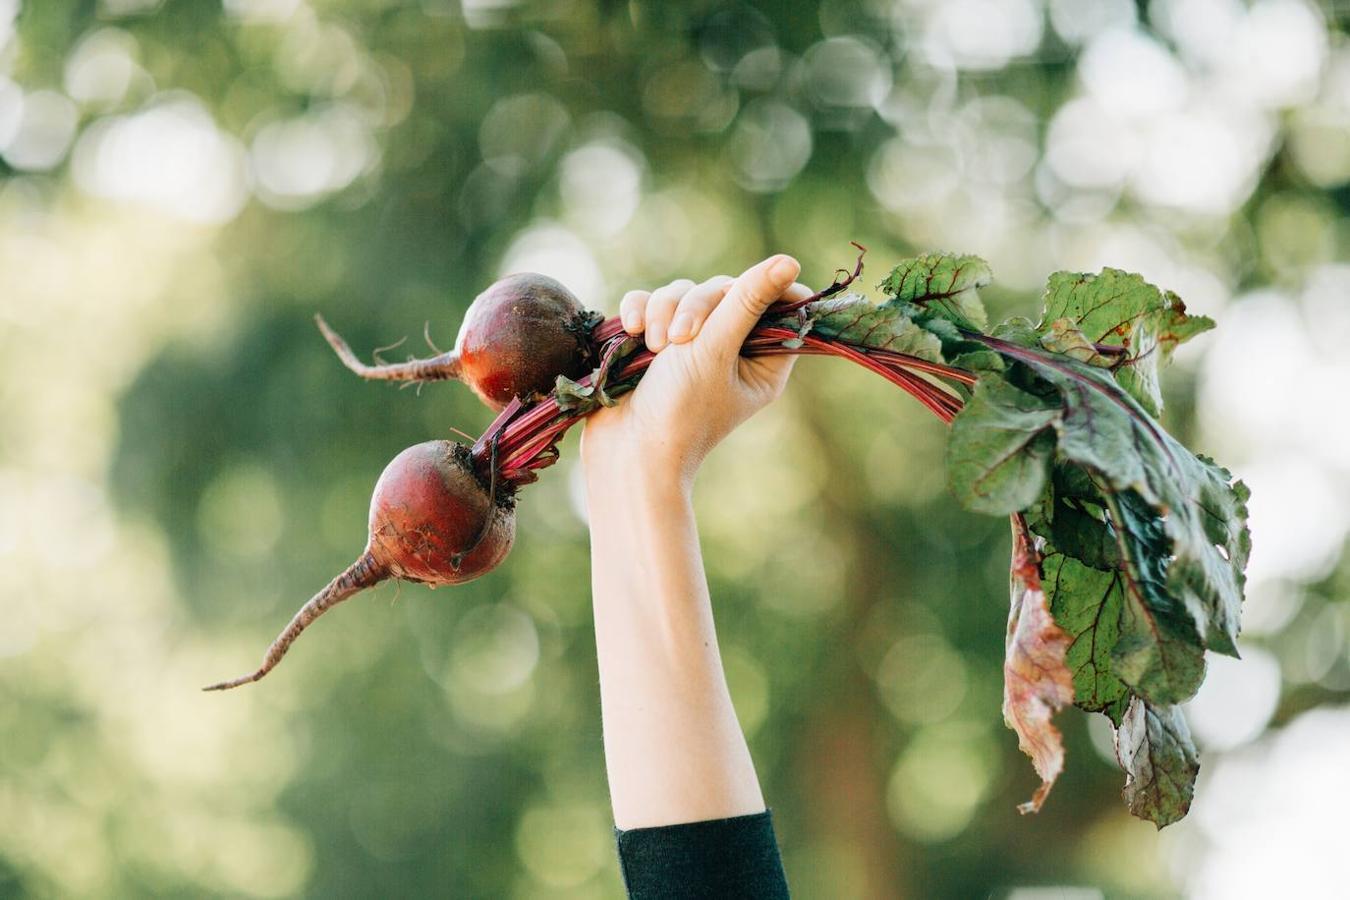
[701,254,801,352]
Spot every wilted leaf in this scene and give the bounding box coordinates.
[1114,697,1200,828]
[1003,523,1075,814]
[555,336,641,413]
[1104,488,1208,704]
[554,373,597,413]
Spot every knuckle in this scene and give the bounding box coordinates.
[656,278,695,299]
[681,289,717,313]
[620,290,648,309]
[649,286,683,307]
[736,291,766,319]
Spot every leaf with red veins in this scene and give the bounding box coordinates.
[1003,522,1076,814]
[1036,269,1214,417]
[773,292,944,361]
[880,252,992,332]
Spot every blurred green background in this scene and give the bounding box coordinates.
[2,1,1349,897]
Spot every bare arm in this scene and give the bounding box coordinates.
[580,256,804,830]
[585,470,761,828]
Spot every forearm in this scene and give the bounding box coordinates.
[586,461,765,831]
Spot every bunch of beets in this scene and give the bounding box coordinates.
[206,248,1250,828]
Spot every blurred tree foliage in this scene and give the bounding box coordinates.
[2,1,1349,898]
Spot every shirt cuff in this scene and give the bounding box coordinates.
[614,809,789,899]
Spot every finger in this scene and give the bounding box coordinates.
[702,255,801,351]
[644,278,696,352]
[619,290,650,335]
[747,281,810,386]
[667,275,733,344]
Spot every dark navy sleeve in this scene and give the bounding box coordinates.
[614,810,790,899]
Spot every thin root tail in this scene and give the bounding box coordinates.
[314,314,462,383]
[203,551,387,692]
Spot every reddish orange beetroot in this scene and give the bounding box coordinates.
[204,440,514,690]
[316,273,596,411]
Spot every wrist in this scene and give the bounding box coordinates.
[584,451,693,510]
[581,431,699,502]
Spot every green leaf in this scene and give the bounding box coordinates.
[1039,319,1128,368]
[1027,464,1120,570]
[1114,697,1199,828]
[991,316,1041,347]
[554,374,598,413]
[976,334,1249,678]
[1037,269,1215,416]
[553,337,642,413]
[777,293,944,361]
[948,349,1006,377]
[945,378,1059,515]
[1041,551,1129,720]
[880,253,992,332]
[1105,489,1208,703]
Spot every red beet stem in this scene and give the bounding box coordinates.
[772,241,868,315]
[203,551,387,691]
[489,318,969,481]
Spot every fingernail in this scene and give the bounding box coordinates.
[669,313,693,341]
[770,255,799,282]
[622,311,640,333]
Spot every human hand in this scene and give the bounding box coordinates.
[580,254,807,490]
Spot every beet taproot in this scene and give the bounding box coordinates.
[316,273,598,411]
[204,440,514,690]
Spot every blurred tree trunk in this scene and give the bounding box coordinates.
[789,378,915,900]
